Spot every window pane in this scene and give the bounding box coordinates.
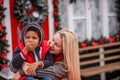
[109,16,119,35]
[74,19,86,42]
[59,0,68,29]
[73,0,85,17]
[90,0,102,39]
[108,0,116,13]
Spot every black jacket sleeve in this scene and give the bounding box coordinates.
[10,47,25,72]
[42,51,54,68]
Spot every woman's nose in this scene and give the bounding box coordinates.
[49,41,54,47]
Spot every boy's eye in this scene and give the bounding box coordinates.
[32,36,37,39]
[25,36,37,40]
[25,36,30,39]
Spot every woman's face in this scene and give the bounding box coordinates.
[49,34,63,55]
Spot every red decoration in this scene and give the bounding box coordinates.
[53,10,58,16]
[0,0,3,5]
[80,43,87,48]
[2,35,6,41]
[99,39,104,44]
[54,21,59,27]
[107,37,115,43]
[117,34,120,39]
[53,0,59,6]
[91,42,98,46]
[1,64,7,70]
[0,23,3,32]
[0,52,7,58]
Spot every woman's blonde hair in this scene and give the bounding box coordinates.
[55,29,81,80]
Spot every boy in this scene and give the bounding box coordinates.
[10,22,54,80]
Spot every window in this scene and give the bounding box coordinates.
[66,0,119,42]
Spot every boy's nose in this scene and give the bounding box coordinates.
[29,38,33,41]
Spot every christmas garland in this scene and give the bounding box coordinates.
[52,0,76,31]
[53,0,61,31]
[14,0,48,23]
[79,34,120,48]
[0,0,9,70]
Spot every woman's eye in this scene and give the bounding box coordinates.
[52,38,54,41]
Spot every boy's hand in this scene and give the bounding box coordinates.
[24,41,38,53]
[25,62,41,76]
[12,71,21,80]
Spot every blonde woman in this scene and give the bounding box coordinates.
[23,29,81,80]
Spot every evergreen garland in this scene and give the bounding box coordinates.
[53,0,61,31]
[14,0,48,24]
[0,0,9,70]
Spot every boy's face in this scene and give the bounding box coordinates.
[24,31,40,48]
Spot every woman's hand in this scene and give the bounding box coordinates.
[23,62,41,76]
[12,71,21,80]
[47,39,52,46]
[22,62,30,72]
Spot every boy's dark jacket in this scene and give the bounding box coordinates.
[18,40,53,80]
